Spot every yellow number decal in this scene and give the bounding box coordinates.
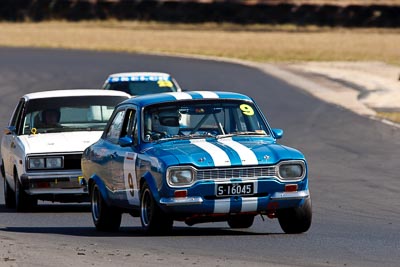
[240,104,254,116]
[158,80,173,88]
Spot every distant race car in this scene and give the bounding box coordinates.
[102,72,182,95]
[81,91,312,234]
[1,89,130,211]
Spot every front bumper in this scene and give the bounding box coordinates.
[159,189,310,214]
[20,170,87,195]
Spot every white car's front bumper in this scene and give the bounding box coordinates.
[20,170,87,195]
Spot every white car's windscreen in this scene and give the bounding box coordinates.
[22,95,127,134]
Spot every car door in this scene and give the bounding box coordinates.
[2,98,26,182]
[111,108,140,206]
[100,108,127,193]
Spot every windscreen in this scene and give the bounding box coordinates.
[22,96,127,134]
[106,80,178,95]
[143,100,270,142]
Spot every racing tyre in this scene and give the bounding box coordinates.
[1,161,5,178]
[4,177,16,209]
[227,215,255,229]
[14,171,37,212]
[91,183,122,232]
[140,182,173,235]
[277,198,312,234]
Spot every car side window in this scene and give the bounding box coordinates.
[128,109,138,145]
[10,99,26,134]
[105,110,126,144]
[121,109,132,137]
[121,108,138,146]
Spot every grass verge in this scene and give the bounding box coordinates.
[377,112,400,124]
[0,21,399,125]
[0,21,400,64]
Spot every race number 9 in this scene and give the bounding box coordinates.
[158,80,173,88]
[240,104,254,116]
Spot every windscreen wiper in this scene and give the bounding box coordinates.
[216,131,267,139]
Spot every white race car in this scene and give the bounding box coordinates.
[102,72,182,95]
[1,89,130,211]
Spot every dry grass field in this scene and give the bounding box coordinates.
[0,21,399,65]
[0,21,399,123]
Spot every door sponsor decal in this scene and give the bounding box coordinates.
[123,152,139,205]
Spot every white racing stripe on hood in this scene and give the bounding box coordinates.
[194,91,219,99]
[218,137,258,165]
[190,140,231,166]
[166,92,192,100]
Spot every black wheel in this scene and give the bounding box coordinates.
[91,183,121,232]
[140,182,173,235]
[4,177,16,209]
[277,198,312,234]
[227,215,255,229]
[14,171,36,212]
[1,161,5,178]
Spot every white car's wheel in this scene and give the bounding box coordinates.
[91,183,121,232]
[3,176,15,209]
[14,171,36,212]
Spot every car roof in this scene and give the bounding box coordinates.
[120,91,253,107]
[23,89,131,101]
[105,72,172,82]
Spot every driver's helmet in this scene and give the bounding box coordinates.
[152,109,180,137]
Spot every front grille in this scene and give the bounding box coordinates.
[27,153,82,171]
[196,166,276,180]
[63,153,83,170]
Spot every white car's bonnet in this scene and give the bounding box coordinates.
[19,131,103,154]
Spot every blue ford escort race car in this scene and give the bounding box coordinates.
[81,91,312,234]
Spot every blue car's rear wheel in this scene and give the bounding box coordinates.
[277,198,312,234]
[91,183,121,232]
[140,182,173,235]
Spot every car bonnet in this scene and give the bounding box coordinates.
[18,131,103,154]
[145,137,304,168]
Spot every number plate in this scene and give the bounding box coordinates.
[216,183,254,197]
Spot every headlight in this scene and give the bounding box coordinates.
[28,156,63,170]
[29,158,45,169]
[278,161,305,180]
[46,157,63,169]
[167,167,196,187]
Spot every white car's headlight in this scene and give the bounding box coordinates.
[28,156,63,170]
[278,161,305,180]
[29,158,45,169]
[46,157,63,169]
[167,167,196,187]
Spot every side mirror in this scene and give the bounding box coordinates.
[4,126,16,135]
[272,128,284,139]
[118,136,133,147]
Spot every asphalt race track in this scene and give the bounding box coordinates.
[0,47,399,267]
